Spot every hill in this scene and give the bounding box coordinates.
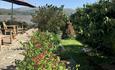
[0,7,75,16]
[0,8,31,15]
[0,7,75,24]
[0,15,33,24]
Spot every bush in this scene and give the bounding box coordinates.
[70,0,115,55]
[15,31,66,70]
[32,4,67,33]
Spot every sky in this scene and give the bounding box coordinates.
[0,0,97,9]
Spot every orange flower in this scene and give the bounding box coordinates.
[32,57,40,65]
[38,53,45,59]
[32,52,45,65]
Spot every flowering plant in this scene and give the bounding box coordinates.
[16,32,66,70]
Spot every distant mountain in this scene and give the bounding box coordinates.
[63,8,75,16]
[15,7,34,12]
[15,7,75,16]
[0,8,32,15]
[0,15,33,24]
[0,8,11,15]
[0,7,75,16]
[0,7,75,24]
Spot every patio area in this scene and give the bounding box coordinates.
[0,28,37,70]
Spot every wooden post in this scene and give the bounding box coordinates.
[1,38,3,45]
[10,31,12,44]
[11,2,13,25]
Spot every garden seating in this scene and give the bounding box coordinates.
[17,25,24,33]
[0,21,17,45]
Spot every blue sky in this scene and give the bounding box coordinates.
[0,0,97,9]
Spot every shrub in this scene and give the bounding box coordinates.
[32,4,67,33]
[70,0,115,55]
[15,32,66,70]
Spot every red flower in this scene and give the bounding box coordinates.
[37,53,45,59]
[32,56,40,65]
[32,52,45,65]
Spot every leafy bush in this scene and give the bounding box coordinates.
[32,4,67,33]
[70,0,115,55]
[15,32,66,70]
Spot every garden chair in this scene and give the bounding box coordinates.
[17,25,24,33]
[1,21,13,45]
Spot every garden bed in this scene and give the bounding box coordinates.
[15,32,66,70]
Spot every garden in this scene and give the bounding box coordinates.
[15,0,115,70]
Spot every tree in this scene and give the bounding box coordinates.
[62,20,75,39]
[70,0,115,55]
[32,4,67,33]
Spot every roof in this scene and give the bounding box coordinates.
[2,0,36,8]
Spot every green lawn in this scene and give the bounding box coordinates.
[59,39,104,70]
[61,39,83,46]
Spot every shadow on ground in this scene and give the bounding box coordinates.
[1,65,16,70]
[57,45,110,70]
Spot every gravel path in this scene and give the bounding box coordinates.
[0,28,37,70]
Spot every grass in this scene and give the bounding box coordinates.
[61,39,83,46]
[59,39,106,70]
